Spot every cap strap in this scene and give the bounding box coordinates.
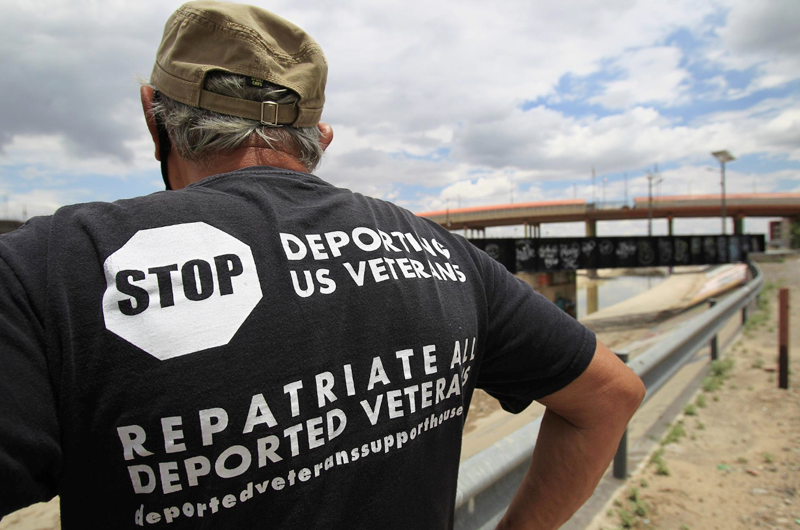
[198,90,299,126]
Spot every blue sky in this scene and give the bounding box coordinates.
[0,0,798,237]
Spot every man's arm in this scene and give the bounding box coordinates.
[0,225,62,517]
[496,340,645,530]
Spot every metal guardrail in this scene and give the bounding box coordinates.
[627,261,762,400]
[453,261,764,530]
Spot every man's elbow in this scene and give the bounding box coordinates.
[617,370,646,421]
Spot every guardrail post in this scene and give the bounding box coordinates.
[613,352,629,479]
[779,288,790,389]
[708,299,719,361]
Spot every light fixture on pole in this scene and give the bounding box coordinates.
[711,150,735,235]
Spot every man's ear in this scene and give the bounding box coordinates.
[318,122,334,152]
[141,85,162,161]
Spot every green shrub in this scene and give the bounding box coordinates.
[650,448,670,476]
[702,376,723,392]
[618,508,635,528]
[662,422,687,445]
[711,358,734,377]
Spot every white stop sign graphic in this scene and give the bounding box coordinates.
[102,222,263,360]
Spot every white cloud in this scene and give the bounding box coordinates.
[0,0,798,228]
[0,0,173,159]
[589,47,691,109]
[715,0,800,94]
[0,134,157,178]
[0,187,90,221]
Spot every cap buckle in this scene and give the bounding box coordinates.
[260,101,280,126]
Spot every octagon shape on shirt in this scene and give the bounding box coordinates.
[102,222,263,360]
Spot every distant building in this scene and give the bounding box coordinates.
[769,219,791,248]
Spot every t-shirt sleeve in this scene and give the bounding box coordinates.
[0,221,62,516]
[472,247,597,413]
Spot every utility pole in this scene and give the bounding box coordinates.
[646,165,662,236]
[655,162,661,198]
[624,173,628,205]
[592,166,596,205]
[647,172,654,236]
[712,150,735,235]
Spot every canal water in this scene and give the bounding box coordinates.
[575,271,667,320]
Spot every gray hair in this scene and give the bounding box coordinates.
[148,72,324,172]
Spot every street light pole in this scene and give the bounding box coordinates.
[711,150,735,235]
[647,172,653,236]
[624,173,628,206]
[646,167,662,237]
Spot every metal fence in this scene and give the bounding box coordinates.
[453,261,764,530]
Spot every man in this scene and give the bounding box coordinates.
[0,2,644,529]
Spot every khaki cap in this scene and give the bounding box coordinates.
[151,1,326,127]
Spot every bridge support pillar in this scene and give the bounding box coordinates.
[734,216,744,235]
[466,227,486,239]
[524,222,539,238]
[586,283,599,315]
[516,271,577,318]
[585,219,597,238]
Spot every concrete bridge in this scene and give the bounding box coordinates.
[418,193,800,237]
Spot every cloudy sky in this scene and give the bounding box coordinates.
[1,0,798,236]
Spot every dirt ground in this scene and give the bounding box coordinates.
[587,255,800,530]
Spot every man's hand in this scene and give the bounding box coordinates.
[496,340,645,530]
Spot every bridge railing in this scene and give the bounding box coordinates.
[588,200,630,210]
[453,260,764,530]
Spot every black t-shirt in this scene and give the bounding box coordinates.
[0,167,595,529]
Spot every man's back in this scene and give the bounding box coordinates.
[1,167,595,528]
